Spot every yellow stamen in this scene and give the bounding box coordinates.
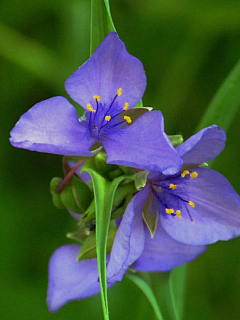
[188,201,195,208]
[117,88,122,96]
[176,210,181,218]
[124,115,132,124]
[192,220,195,224]
[181,170,189,178]
[123,102,129,110]
[105,115,111,122]
[87,104,96,113]
[93,95,100,102]
[169,183,177,190]
[190,171,198,179]
[165,208,174,214]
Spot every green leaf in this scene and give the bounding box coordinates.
[127,274,164,320]
[197,57,240,132]
[169,264,187,320]
[81,158,134,320]
[90,0,116,55]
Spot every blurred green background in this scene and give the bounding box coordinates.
[1,0,240,319]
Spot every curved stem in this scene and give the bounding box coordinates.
[55,159,85,194]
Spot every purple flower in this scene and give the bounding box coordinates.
[106,125,240,282]
[48,126,234,312]
[9,32,181,173]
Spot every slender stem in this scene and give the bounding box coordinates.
[55,159,85,194]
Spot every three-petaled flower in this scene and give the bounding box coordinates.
[10,32,181,174]
[46,124,240,312]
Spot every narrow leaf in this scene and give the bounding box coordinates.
[169,264,187,320]
[197,57,240,132]
[90,0,116,55]
[127,274,164,320]
[81,158,134,320]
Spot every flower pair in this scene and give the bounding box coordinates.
[10,32,240,313]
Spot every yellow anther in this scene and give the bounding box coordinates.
[169,183,177,190]
[105,115,111,122]
[165,208,174,214]
[123,102,129,110]
[176,210,181,218]
[188,201,195,208]
[93,95,100,102]
[181,170,189,178]
[192,221,195,224]
[117,88,122,96]
[87,104,96,113]
[124,115,132,124]
[190,171,198,179]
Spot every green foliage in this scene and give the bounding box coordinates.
[81,158,134,320]
[127,274,164,320]
[90,0,116,54]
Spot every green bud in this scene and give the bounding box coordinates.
[50,176,92,214]
[78,226,117,261]
[94,151,116,175]
[50,177,65,209]
[61,175,92,214]
[168,134,184,147]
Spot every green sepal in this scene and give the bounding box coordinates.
[50,177,66,210]
[168,134,184,147]
[181,162,208,171]
[78,226,118,261]
[66,225,89,244]
[121,106,150,123]
[135,170,149,190]
[142,193,158,238]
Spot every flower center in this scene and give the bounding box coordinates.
[150,170,198,223]
[84,88,132,140]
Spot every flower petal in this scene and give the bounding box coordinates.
[47,245,112,312]
[160,168,240,245]
[106,187,149,283]
[65,32,146,110]
[10,97,95,156]
[134,222,206,272]
[102,111,182,173]
[176,125,226,165]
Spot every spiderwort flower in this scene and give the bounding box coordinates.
[9,32,181,173]
[106,125,240,282]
